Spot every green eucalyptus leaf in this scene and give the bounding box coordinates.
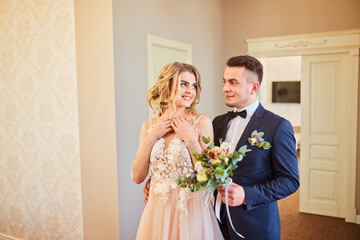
[232,151,240,159]
[251,130,257,137]
[177,176,183,184]
[264,145,272,149]
[244,149,252,154]
[209,178,218,190]
[202,136,210,144]
[214,167,225,179]
[258,132,264,138]
[208,183,217,191]
[220,173,227,182]
[201,155,208,161]
[239,145,248,153]
[258,141,265,148]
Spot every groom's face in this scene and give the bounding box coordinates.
[223,66,258,109]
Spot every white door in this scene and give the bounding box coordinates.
[300,53,348,218]
[147,35,192,117]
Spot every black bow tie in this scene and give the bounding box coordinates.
[227,110,247,119]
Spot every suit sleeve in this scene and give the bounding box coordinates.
[242,119,299,211]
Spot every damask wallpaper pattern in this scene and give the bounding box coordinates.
[0,0,84,239]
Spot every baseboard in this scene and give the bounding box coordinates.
[0,233,21,240]
[357,215,360,225]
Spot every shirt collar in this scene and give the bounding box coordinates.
[232,100,259,120]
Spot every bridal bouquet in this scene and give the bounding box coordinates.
[177,136,251,193]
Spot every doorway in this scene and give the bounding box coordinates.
[246,29,360,223]
[258,55,301,154]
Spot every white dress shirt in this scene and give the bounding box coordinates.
[225,100,259,153]
[215,100,259,221]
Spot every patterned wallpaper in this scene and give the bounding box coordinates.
[0,0,83,239]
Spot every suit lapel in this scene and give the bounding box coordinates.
[213,114,230,146]
[235,103,266,151]
[221,116,230,141]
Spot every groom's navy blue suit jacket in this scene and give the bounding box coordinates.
[213,104,299,240]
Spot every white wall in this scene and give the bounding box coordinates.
[259,56,301,127]
[112,0,224,239]
[74,0,120,238]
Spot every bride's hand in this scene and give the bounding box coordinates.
[171,116,197,145]
[147,118,173,142]
[143,178,151,204]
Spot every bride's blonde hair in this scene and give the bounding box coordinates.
[147,62,201,117]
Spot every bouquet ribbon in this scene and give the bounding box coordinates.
[215,177,245,239]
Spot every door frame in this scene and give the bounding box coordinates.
[146,34,192,117]
[246,29,360,223]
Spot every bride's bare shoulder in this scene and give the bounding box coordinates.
[195,113,212,126]
[141,117,158,132]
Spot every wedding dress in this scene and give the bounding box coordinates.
[135,115,224,240]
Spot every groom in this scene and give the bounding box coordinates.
[214,55,299,239]
[143,55,299,239]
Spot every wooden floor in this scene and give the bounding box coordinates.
[278,188,360,240]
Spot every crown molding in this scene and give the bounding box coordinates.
[246,29,360,55]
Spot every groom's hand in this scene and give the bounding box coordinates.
[217,182,246,206]
[143,178,151,204]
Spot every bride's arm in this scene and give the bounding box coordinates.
[196,115,214,150]
[132,118,172,184]
[131,121,154,184]
[187,115,214,165]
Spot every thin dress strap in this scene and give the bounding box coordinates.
[193,115,203,138]
[147,118,155,133]
[194,114,203,127]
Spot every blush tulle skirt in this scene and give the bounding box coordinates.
[136,188,224,240]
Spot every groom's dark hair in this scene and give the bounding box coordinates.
[227,55,263,84]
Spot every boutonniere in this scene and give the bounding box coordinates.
[248,130,271,149]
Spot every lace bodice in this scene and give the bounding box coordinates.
[147,115,203,213]
[150,136,193,190]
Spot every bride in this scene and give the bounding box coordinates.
[132,62,224,240]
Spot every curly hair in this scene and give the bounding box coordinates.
[147,62,201,116]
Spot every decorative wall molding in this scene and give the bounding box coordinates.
[246,29,360,55]
[275,39,327,48]
[0,233,21,240]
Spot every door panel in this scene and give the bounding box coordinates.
[300,53,347,218]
